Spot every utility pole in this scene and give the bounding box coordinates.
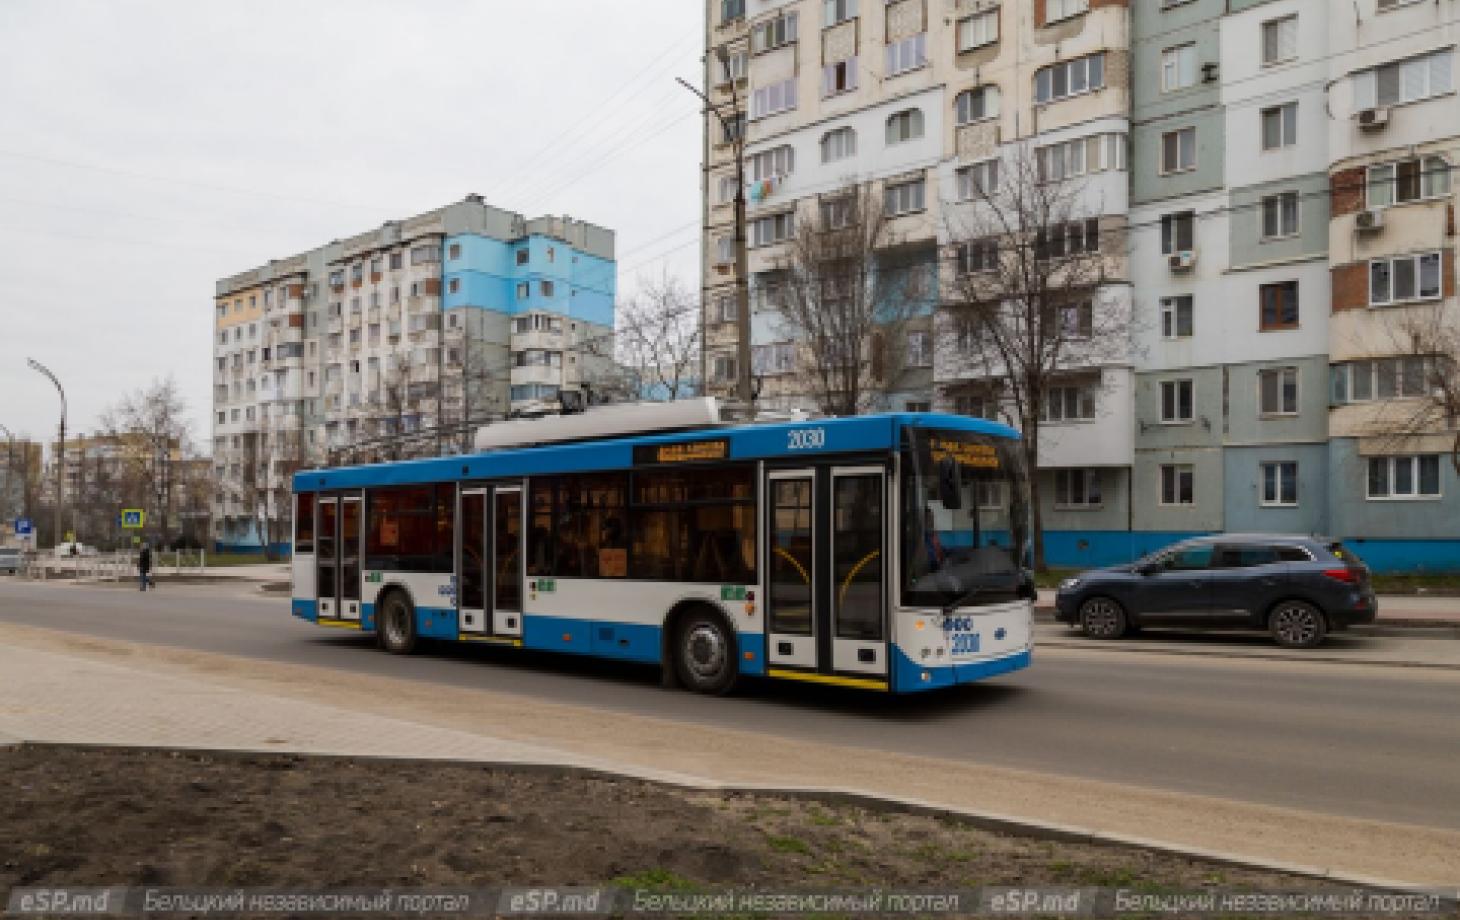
[679,52,754,414]
[28,358,66,548]
[0,422,13,529]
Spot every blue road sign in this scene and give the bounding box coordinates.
[120,509,145,529]
[14,518,33,536]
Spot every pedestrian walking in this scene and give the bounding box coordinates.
[138,542,152,592]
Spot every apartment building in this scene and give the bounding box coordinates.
[700,0,1460,570]
[213,195,616,552]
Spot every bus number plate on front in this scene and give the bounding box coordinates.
[943,617,981,656]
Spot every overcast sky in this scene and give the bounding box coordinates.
[0,0,704,453]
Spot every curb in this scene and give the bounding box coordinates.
[1034,609,1460,641]
[1036,638,1460,671]
[5,740,1445,897]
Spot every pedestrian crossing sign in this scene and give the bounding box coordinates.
[121,509,145,529]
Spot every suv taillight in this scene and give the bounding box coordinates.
[1322,568,1358,584]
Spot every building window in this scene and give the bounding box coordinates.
[1353,49,1453,109]
[1259,366,1299,416]
[957,10,998,51]
[715,236,735,264]
[750,145,794,181]
[718,49,748,84]
[516,282,530,300]
[899,330,930,368]
[954,85,1000,125]
[1037,133,1127,181]
[820,127,856,163]
[1035,53,1104,105]
[1160,295,1194,339]
[1160,379,1194,423]
[1259,281,1299,330]
[750,78,797,120]
[753,341,796,375]
[1160,127,1197,174]
[1159,464,1195,506]
[1037,219,1101,258]
[1368,455,1442,500]
[824,0,857,26]
[516,249,529,266]
[410,245,439,265]
[1367,156,1451,207]
[1331,356,1437,403]
[820,195,854,229]
[885,108,924,144]
[1160,211,1195,254]
[721,115,745,144]
[1370,252,1442,306]
[1043,384,1097,423]
[1046,0,1088,23]
[1261,461,1299,507]
[1162,43,1197,92]
[1261,191,1300,238]
[960,238,999,273]
[448,243,461,260]
[1261,15,1298,66]
[717,293,737,323]
[1261,103,1298,150]
[1058,301,1094,339]
[885,33,927,77]
[713,355,739,383]
[721,0,745,23]
[448,278,460,294]
[750,11,797,53]
[1055,469,1102,508]
[541,280,554,297]
[884,179,926,216]
[822,57,858,96]
[955,159,999,200]
[751,211,795,247]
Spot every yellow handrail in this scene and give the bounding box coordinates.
[773,546,811,585]
[838,549,881,610]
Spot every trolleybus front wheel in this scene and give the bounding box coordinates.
[675,607,737,695]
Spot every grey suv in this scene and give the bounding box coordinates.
[1054,535,1376,648]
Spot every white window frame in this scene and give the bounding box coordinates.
[751,11,798,54]
[885,108,925,145]
[750,78,798,120]
[821,126,856,163]
[954,85,1000,126]
[1161,43,1197,93]
[822,57,858,97]
[824,0,857,27]
[884,178,926,216]
[1366,155,1452,208]
[1367,455,1442,500]
[885,33,928,77]
[957,9,998,52]
[1159,464,1196,506]
[1353,49,1454,109]
[751,211,795,247]
[1160,295,1194,339]
[1159,378,1195,424]
[1260,461,1300,507]
[750,144,795,181]
[1260,102,1298,151]
[1160,127,1197,175]
[1261,191,1300,239]
[955,159,1000,201]
[1046,0,1088,25]
[1261,15,1298,66]
[1054,468,1103,509]
[1258,366,1299,417]
[1042,383,1097,423]
[1369,252,1443,306]
[1035,53,1105,105]
[906,330,932,368]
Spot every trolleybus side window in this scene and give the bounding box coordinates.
[631,466,755,583]
[554,473,629,578]
[366,484,454,573]
[295,493,314,555]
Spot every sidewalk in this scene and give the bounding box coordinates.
[0,622,1457,890]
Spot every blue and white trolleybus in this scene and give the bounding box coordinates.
[289,400,1033,694]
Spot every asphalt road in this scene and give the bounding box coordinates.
[3,579,1458,832]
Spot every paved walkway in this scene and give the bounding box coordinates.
[1035,589,1460,624]
[0,622,1456,890]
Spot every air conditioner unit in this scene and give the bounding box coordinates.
[1168,250,1197,272]
[1357,107,1390,131]
[1355,209,1385,232]
[1201,62,1219,83]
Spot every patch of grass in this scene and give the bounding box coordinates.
[1033,568,1082,590]
[1370,573,1460,595]
[766,834,811,856]
[203,553,277,567]
[609,868,695,891]
[806,806,842,827]
[1074,867,1140,887]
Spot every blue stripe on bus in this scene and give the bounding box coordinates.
[891,645,1032,693]
[416,606,460,640]
[292,598,317,622]
[292,412,1019,493]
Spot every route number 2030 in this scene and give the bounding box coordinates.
[787,428,827,450]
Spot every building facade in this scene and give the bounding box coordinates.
[213,195,616,553]
[700,0,1460,571]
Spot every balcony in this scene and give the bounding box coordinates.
[511,364,561,387]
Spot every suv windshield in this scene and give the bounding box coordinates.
[901,428,1029,608]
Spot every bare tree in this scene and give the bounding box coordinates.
[941,143,1131,571]
[601,272,702,401]
[100,377,194,547]
[771,182,925,416]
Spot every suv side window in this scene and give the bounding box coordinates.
[1275,545,1312,563]
[1216,545,1279,568]
[1164,545,1215,571]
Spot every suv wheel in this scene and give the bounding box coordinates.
[1270,601,1327,649]
[1079,597,1128,640]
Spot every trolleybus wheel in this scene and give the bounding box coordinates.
[378,590,418,655]
[675,607,737,695]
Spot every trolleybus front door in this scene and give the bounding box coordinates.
[765,467,887,684]
[339,494,362,621]
[456,484,523,639]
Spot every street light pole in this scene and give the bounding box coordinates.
[678,58,755,415]
[27,358,66,549]
[0,422,13,529]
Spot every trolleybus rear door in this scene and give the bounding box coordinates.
[766,470,818,669]
[316,496,338,620]
[339,494,362,622]
[457,487,488,634]
[491,485,524,637]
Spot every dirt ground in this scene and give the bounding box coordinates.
[0,746,1332,896]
